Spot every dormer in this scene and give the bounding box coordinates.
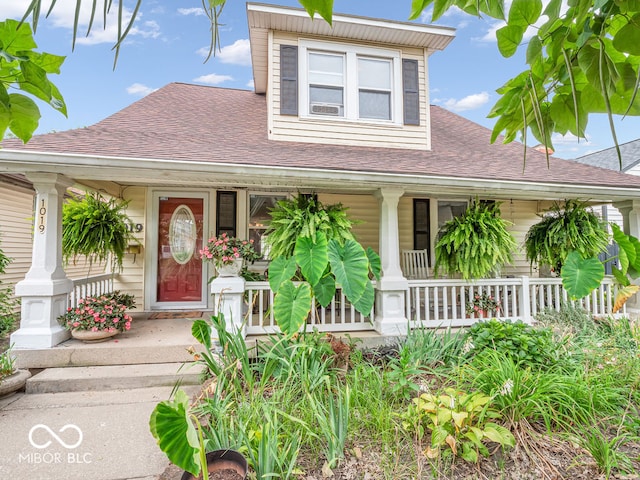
[247,3,455,150]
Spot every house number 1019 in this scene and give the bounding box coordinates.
[38,199,46,234]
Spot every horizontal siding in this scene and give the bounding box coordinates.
[271,32,429,150]
[500,200,539,277]
[114,187,146,310]
[318,193,379,252]
[0,183,34,291]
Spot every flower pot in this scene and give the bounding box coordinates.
[217,258,244,277]
[71,328,119,343]
[0,369,31,397]
[180,449,248,480]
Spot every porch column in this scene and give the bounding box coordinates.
[210,277,246,338]
[11,173,74,349]
[614,199,640,313]
[373,188,409,336]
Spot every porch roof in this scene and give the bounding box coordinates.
[2,82,640,201]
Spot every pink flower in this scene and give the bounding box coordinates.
[91,327,98,332]
[73,322,80,327]
[113,318,119,323]
[125,322,131,330]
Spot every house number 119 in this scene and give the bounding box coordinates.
[38,199,46,234]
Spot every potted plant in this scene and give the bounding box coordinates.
[434,200,516,280]
[62,192,136,272]
[525,199,609,274]
[466,292,501,318]
[264,193,356,260]
[200,233,261,277]
[0,346,31,397]
[58,291,136,342]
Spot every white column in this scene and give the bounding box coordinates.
[210,277,246,338]
[11,173,74,349]
[614,199,640,313]
[373,188,409,336]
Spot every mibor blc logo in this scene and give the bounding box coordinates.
[19,424,92,464]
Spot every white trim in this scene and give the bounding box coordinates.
[3,149,640,202]
[146,190,210,310]
[299,39,402,125]
[267,29,274,138]
[247,3,456,39]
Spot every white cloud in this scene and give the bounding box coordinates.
[126,83,157,97]
[217,39,251,66]
[0,0,161,46]
[246,79,255,88]
[439,92,490,112]
[177,8,205,16]
[551,132,593,146]
[193,73,234,85]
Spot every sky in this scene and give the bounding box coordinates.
[1,0,638,160]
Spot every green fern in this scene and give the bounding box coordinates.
[264,194,356,259]
[524,200,609,273]
[62,193,134,272]
[434,200,516,280]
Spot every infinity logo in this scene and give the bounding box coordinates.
[28,424,83,449]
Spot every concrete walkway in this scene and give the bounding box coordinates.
[0,386,198,480]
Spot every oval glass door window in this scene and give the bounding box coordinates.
[169,205,197,264]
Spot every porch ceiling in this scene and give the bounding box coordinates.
[1,148,639,203]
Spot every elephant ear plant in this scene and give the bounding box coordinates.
[62,192,135,272]
[434,200,516,280]
[268,231,381,336]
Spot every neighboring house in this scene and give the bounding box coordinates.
[2,3,640,348]
[574,139,640,228]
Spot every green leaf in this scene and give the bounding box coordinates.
[273,280,312,336]
[612,14,640,56]
[612,223,636,273]
[611,267,631,287]
[351,280,375,317]
[460,442,478,462]
[313,273,336,308]
[366,247,381,281]
[0,19,38,52]
[496,24,526,57]
[561,251,605,300]
[191,319,212,351]
[432,0,453,21]
[298,0,334,24]
[7,93,40,143]
[295,231,328,287]
[267,256,297,293]
[19,59,51,101]
[526,35,542,65]
[327,239,369,301]
[508,0,542,27]
[431,424,449,447]
[410,0,432,20]
[149,390,200,476]
[483,423,515,446]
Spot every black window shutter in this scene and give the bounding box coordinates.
[216,191,237,238]
[280,45,298,115]
[402,59,420,126]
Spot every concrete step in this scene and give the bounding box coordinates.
[25,363,206,394]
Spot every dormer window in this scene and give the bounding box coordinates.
[297,40,404,124]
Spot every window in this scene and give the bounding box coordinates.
[249,194,286,258]
[438,200,467,228]
[308,52,345,117]
[358,57,392,120]
[413,199,430,253]
[299,40,403,123]
[216,191,236,237]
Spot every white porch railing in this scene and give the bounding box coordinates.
[244,281,375,335]
[68,274,114,308]
[406,276,625,328]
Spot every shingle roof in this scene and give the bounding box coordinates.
[3,82,640,190]
[575,139,640,172]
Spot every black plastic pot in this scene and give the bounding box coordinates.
[180,449,248,480]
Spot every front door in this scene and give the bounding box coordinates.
[156,196,204,304]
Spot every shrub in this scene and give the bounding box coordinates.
[466,319,559,367]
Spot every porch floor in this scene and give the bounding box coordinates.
[14,312,397,369]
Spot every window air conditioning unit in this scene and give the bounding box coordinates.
[310,103,341,116]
